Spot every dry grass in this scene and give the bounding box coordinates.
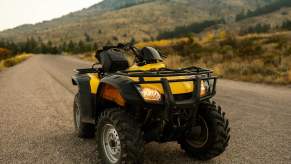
[0,54,31,71]
[164,54,184,68]
[143,32,291,85]
[288,70,291,83]
[78,52,95,61]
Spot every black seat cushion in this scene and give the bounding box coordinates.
[98,49,129,73]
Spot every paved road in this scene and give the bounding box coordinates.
[1,55,291,164]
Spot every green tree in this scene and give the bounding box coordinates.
[130,37,136,45]
[61,41,68,52]
[78,40,85,53]
[68,40,76,53]
[281,20,291,30]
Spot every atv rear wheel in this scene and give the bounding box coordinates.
[179,101,230,160]
[73,93,95,138]
[96,108,144,164]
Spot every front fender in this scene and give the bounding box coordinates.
[97,75,143,105]
[72,74,94,124]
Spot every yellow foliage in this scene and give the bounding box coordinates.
[0,62,4,71]
[0,54,31,70]
[201,31,215,43]
[0,47,9,53]
[252,59,264,67]
[213,64,224,76]
[136,38,189,48]
[0,48,12,60]
[218,30,226,40]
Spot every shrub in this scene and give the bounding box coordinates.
[157,20,223,39]
[219,34,238,48]
[0,48,13,60]
[237,39,263,57]
[213,64,224,76]
[3,54,31,67]
[240,24,271,35]
[165,55,183,68]
[281,20,291,30]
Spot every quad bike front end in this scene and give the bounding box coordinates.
[116,66,218,142]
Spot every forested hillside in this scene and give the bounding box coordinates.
[0,0,275,44]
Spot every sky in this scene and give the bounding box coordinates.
[0,0,103,31]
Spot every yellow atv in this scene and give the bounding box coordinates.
[72,44,230,163]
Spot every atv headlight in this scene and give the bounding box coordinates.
[139,87,161,102]
[200,80,209,97]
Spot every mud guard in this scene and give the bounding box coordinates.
[72,75,95,124]
[97,75,143,106]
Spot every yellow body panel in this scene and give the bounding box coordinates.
[88,74,100,94]
[128,62,166,71]
[88,62,194,95]
[128,63,194,94]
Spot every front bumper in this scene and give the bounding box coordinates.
[134,76,217,119]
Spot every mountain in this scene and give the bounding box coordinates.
[0,0,277,45]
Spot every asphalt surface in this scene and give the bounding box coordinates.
[0,55,291,164]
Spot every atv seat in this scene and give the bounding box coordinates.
[97,48,129,73]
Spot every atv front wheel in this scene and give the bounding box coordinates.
[96,108,144,164]
[179,102,230,160]
[73,93,95,138]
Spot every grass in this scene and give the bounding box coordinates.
[77,52,96,62]
[0,54,31,71]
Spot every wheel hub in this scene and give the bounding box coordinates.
[102,124,121,163]
[75,103,81,129]
[186,116,209,148]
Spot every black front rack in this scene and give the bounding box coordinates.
[116,66,218,129]
[116,66,217,105]
[116,66,213,77]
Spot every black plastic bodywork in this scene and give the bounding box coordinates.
[72,73,95,124]
[98,75,143,105]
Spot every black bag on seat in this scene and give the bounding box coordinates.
[97,48,129,73]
